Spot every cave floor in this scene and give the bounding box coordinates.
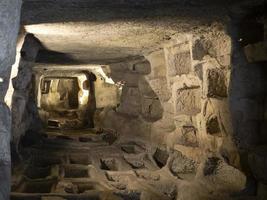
[11,129,178,200]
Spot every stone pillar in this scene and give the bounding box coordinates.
[0,0,22,199]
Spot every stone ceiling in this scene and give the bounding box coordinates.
[20,0,258,64]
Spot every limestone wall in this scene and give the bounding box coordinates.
[147,31,240,170]
[99,26,239,166]
[11,34,41,148]
[95,27,249,197]
[97,58,155,141]
[0,0,22,199]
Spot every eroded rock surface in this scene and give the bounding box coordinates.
[0,0,21,199]
[1,1,265,200]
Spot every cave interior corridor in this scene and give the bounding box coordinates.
[0,0,267,200]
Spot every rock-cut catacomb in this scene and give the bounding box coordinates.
[0,0,266,200]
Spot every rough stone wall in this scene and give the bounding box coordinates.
[100,28,233,153]
[147,30,243,189]
[97,58,156,141]
[97,27,248,197]
[0,0,21,101]
[0,0,22,199]
[11,34,41,147]
[103,27,237,158]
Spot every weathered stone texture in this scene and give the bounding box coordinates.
[206,114,221,136]
[175,88,201,116]
[150,78,171,102]
[112,72,140,87]
[0,164,11,200]
[109,62,129,73]
[165,43,192,77]
[146,50,167,80]
[100,109,151,140]
[141,96,163,121]
[12,60,32,90]
[0,0,22,101]
[194,63,203,80]
[1,1,265,199]
[0,103,11,164]
[11,35,41,147]
[153,148,169,168]
[131,60,151,75]
[192,39,207,60]
[105,33,237,199]
[180,126,199,147]
[199,157,246,192]
[173,51,191,75]
[174,115,193,128]
[0,1,21,199]
[192,34,231,62]
[174,144,203,163]
[204,68,227,98]
[139,77,171,102]
[169,150,197,176]
[151,116,176,145]
[170,74,200,90]
[138,77,157,98]
[117,87,141,117]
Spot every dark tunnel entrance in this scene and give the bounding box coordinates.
[38,71,95,129]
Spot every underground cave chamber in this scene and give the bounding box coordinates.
[0,1,266,200]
